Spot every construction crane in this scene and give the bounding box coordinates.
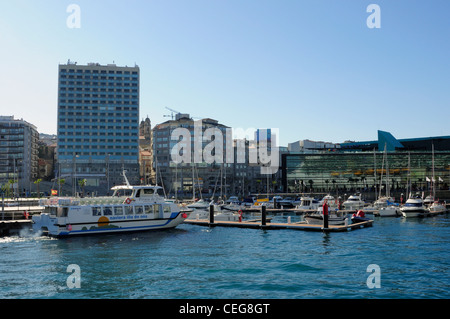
[163,107,181,120]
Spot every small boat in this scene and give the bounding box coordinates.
[427,201,447,215]
[187,199,212,210]
[32,171,190,237]
[319,194,337,206]
[304,205,348,226]
[277,197,295,208]
[221,196,246,211]
[342,194,365,210]
[400,195,427,218]
[296,196,320,210]
[377,206,401,217]
[190,204,241,221]
[351,210,371,223]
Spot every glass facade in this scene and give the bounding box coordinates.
[282,151,450,199]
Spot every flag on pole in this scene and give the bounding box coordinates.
[51,189,58,196]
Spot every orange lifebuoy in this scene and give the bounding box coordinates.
[124,198,132,204]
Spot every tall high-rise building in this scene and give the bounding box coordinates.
[57,62,140,194]
[0,116,39,196]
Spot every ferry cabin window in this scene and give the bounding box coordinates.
[57,207,68,217]
[114,189,133,197]
[125,206,134,215]
[45,207,58,216]
[104,206,113,216]
[114,206,124,215]
[144,205,153,215]
[92,207,102,216]
[143,189,156,195]
[163,205,171,214]
[135,206,143,215]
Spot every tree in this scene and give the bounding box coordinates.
[34,179,42,198]
[57,178,66,196]
[78,179,87,197]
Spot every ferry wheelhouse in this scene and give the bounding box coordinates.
[32,183,189,237]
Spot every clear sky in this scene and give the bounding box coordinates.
[0,0,449,146]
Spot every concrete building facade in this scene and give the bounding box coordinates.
[56,62,140,195]
[0,116,39,196]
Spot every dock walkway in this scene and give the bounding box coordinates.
[184,218,373,232]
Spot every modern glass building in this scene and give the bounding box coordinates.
[57,62,140,194]
[282,132,450,201]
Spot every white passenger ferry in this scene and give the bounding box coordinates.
[32,175,189,237]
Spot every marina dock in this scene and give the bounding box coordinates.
[184,218,373,233]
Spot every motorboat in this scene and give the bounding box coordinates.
[377,206,401,217]
[32,172,189,237]
[374,196,395,208]
[277,197,295,208]
[342,194,365,210]
[187,199,212,210]
[400,196,427,218]
[318,194,339,210]
[351,210,371,223]
[291,197,301,206]
[190,204,241,221]
[296,196,320,210]
[427,201,447,215]
[304,205,348,226]
[423,195,434,206]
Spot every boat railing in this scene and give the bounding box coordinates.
[39,196,131,207]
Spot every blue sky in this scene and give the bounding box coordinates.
[0,0,449,146]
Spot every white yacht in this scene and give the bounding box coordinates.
[374,196,395,208]
[304,207,348,226]
[32,173,189,237]
[400,196,427,218]
[296,196,320,210]
[277,197,295,208]
[189,204,241,221]
[342,194,365,210]
[318,194,339,210]
[428,201,447,215]
[187,199,212,210]
[377,206,401,217]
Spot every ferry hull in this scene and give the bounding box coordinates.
[32,213,187,237]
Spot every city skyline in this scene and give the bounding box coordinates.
[0,0,449,146]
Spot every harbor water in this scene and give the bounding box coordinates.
[0,214,449,299]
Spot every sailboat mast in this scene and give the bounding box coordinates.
[192,163,195,200]
[373,148,377,201]
[432,143,435,199]
[386,144,390,197]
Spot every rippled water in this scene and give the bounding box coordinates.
[0,214,449,299]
